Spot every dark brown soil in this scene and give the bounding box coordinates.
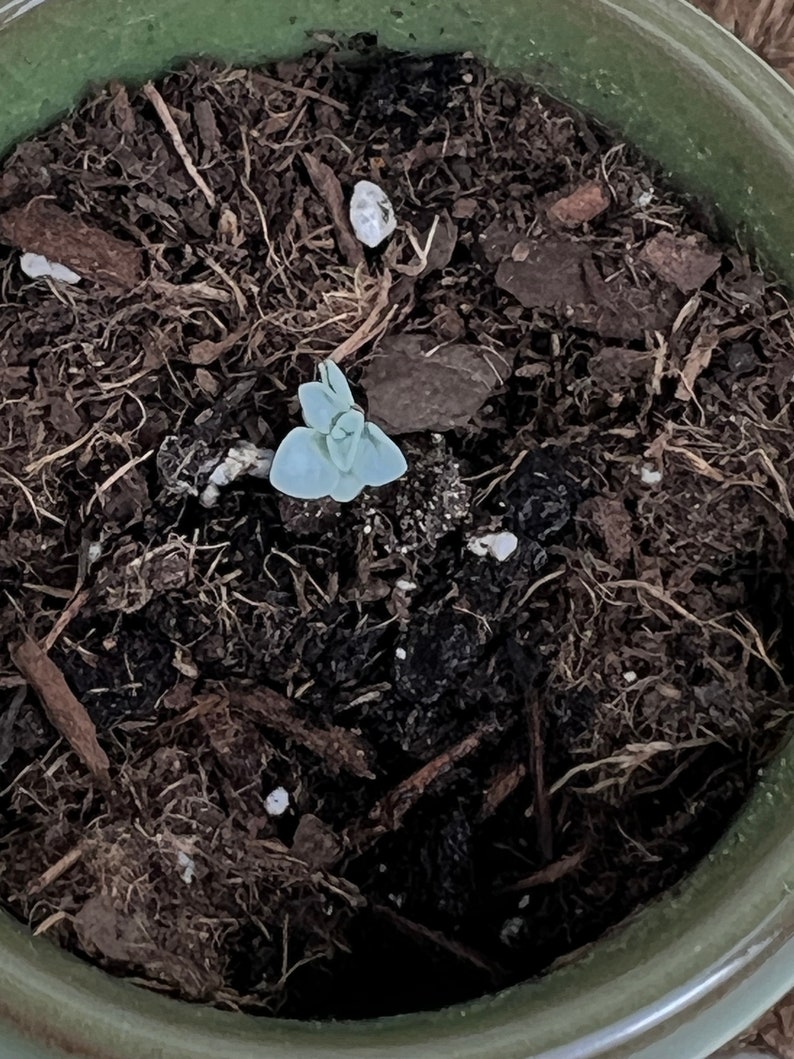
[1,48,793,1020]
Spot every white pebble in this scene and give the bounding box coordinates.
[395,647,407,661]
[500,916,525,944]
[467,531,519,562]
[395,578,417,592]
[86,542,103,566]
[349,180,397,248]
[640,465,663,485]
[20,252,81,284]
[624,670,638,684]
[635,187,654,208]
[177,851,196,885]
[265,787,290,816]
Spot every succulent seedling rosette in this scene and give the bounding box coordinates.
[269,359,407,502]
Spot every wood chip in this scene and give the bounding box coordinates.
[371,722,495,832]
[579,496,634,565]
[0,199,142,290]
[373,904,503,978]
[302,153,363,267]
[228,687,375,779]
[639,231,722,293]
[291,814,343,869]
[495,240,590,308]
[547,181,610,226]
[479,760,528,820]
[11,638,110,784]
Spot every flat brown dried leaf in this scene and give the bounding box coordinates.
[363,334,513,433]
[639,230,722,293]
[495,240,590,307]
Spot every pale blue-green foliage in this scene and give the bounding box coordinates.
[269,360,407,502]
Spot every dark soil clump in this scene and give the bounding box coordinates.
[1,49,793,1019]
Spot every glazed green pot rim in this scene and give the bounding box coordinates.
[1,1,794,1057]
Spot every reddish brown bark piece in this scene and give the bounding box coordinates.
[548,181,610,227]
[363,335,513,434]
[0,199,142,289]
[372,722,494,832]
[638,230,722,293]
[230,687,375,779]
[302,153,364,267]
[11,638,110,783]
[579,495,635,565]
[479,760,528,820]
[500,849,587,893]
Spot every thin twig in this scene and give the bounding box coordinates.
[86,449,154,516]
[28,845,84,895]
[498,849,587,894]
[40,589,90,653]
[373,904,504,979]
[143,82,217,209]
[528,688,553,862]
[251,72,349,112]
[330,270,395,363]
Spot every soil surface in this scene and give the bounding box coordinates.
[1,49,793,1019]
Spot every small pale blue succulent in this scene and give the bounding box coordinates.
[270,359,407,502]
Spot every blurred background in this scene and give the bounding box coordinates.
[693,0,794,84]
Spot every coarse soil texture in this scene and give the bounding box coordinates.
[1,50,793,1019]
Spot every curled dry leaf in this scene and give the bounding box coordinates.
[675,329,721,400]
[302,152,364,267]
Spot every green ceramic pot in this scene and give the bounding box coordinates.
[1,1,793,1056]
